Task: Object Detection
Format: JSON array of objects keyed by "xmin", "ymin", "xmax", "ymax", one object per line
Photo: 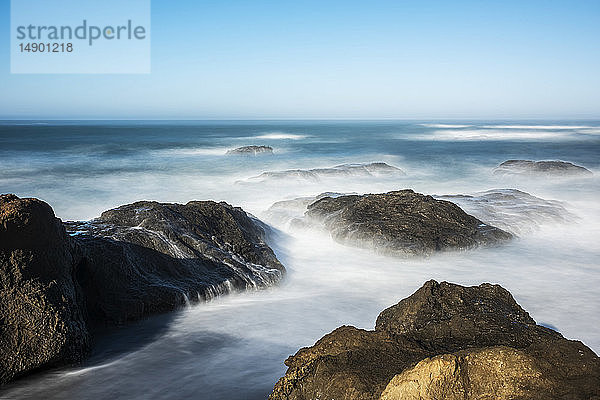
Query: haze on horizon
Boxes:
[{"xmin": 0, "ymin": 0, "xmax": 599, "ymax": 120}]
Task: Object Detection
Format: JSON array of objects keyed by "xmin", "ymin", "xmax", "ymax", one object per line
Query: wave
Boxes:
[
  {"xmin": 153, "ymin": 147, "xmax": 231, "ymax": 156},
  {"xmin": 481, "ymin": 125, "xmax": 594, "ymax": 130},
  {"xmin": 419, "ymin": 124, "xmax": 472, "ymax": 128},
  {"xmin": 412, "ymin": 129, "xmax": 578, "ymax": 141},
  {"xmin": 254, "ymin": 132, "xmax": 308, "ymax": 140}
]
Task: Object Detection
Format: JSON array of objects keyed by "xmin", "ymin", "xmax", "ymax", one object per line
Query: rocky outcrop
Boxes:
[
  {"xmin": 226, "ymin": 145, "xmax": 273, "ymax": 155},
  {"xmin": 0, "ymin": 194, "xmax": 90, "ymax": 385},
  {"xmin": 494, "ymin": 160, "xmax": 592, "ymax": 176},
  {"xmin": 66, "ymin": 200, "xmax": 285, "ymax": 325},
  {"xmin": 270, "ymin": 280, "xmax": 600, "ymax": 400},
  {"xmin": 302, "ymin": 190, "xmax": 512, "ymax": 256},
  {"xmin": 267, "ymin": 189, "xmax": 572, "ymax": 236},
  {"xmin": 1, "ymin": 194, "xmax": 285, "ymax": 384},
  {"xmin": 243, "ymin": 162, "xmax": 405, "ymax": 183},
  {"xmin": 436, "ymin": 189, "xmax": 574, "ymax": 236}
]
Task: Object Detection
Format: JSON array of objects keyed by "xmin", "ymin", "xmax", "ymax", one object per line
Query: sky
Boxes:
[{"xmin": 1, "ymin": 0, "xmax": 599, "ymax": 119}]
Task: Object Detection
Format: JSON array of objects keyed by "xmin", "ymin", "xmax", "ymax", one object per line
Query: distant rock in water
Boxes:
[
  {"xmin": 0, "ymin": 194, "xmax": 285, "ymax": 385},
  {"xmin": 226, "ymin": 145, "xmax": 273, "ymax": 155},
  {"xmin": 270, "ymin": 280, "xmax": 600, "ymax": 400},
  {"xmin": 243, "ymin": 162, "xmax": 405, "ymax": 183},
  {"xmin": 301, "ymin": 189, "xmax": 512, "ymax": 256},
  {"xmin": 436, "ymin": 189, "xmax": 575, "ymax": 236},
  {"xmin": 494, "ymin": 160, "xmax": 592, "ymax": 176},
  {"xmin": 0, "ymin": 194, "xmax": 90, "ymax": 385},
  {"xmin": 66, "ymin": 200, "xmax": 285, "ymax": 325}
]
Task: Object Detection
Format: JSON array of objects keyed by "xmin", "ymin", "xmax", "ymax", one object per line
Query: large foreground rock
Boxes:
[
  {"xmin": 0, "ymin": 195, "xmax": 90, "ymax": 384},
  {"xmin": 494, "ymin": 160, "xmax": 592, "ymax": 176},
  {"xmin": 66, "ymin": 200, "xmax": 285, "ymax": 325},
  {"xmin": 270, "ymin": 280, "xmax": 600, "ymax": 400},
  {"xmin": 1, "ymin": 194, "xmax": 285, "ymax": 384},
  {"xmin": 302, "ymin": 190, "xmax": 512, "ymax": 256}
]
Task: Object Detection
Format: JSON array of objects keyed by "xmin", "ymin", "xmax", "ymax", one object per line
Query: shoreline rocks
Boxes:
[
  {"xmin": 67, "ymin": 200, "xmax": 285, "ymax": 325},
  {"xmin": 226, "ymin": 145, "xmax": 273, "ymax": 155},
  {"xmin": 0, "ymin": 194, "xmax": 285, "ymax": 384},
  {"xmin": 270, "ymin": 280, "xmax": 600, "ymax": 400},
  {"xmin": 302, "ymin": 189, "xmax": 512, "ymax": 256},
  {"xmin": 494, "ymin": 160, "xmax": 593, "ymax": 176}
]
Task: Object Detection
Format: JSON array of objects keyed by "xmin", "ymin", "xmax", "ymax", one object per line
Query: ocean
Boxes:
[{"xmin": 1, "ymin": 120, "xmax": 599, "ymax": 399}]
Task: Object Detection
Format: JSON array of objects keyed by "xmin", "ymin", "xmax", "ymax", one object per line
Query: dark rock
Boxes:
[
  {"xmin": 494, "ymin": 160, "xmax": 593, "ymax": 176},
  {"xmin": 303, "ymin": 189, "xmax": 512, "ymax": 256},
  {"xmin": 0, "ymin": 194, "xmax": 90, "ymax": 385},
  {"xmin": 226, "ymin": 145, "xmax": 273, "ymax": 155},
  {"xmin": 1, "ymin": 194, "xmax": 285, "ymax": 385},
  {"xmin": 66, "ymin": 200, "xmax": 285, "ymax": 325},
  {"xmin": 243, "ymin": 162, "xmax": 405, "ymax": 183},
  {"xmin": 436, "ymin": 189, "xmax": 574, "ymax": 236},
  {"xmin": 375, "ymin": 280, "xmax": 540, "ymax": 352},
  {"xmin": 270, "ymin": 280, "xmax": 600, "ymax": 400}
]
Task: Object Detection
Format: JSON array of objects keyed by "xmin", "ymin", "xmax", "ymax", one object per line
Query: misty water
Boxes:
[{"xmin": 1, "ymin": 121, "xmax": 599, "ymax": 399}]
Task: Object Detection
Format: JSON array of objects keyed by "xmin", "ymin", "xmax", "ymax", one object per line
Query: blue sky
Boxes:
[{"xmin": 1, "ymin": 0, "xmax": 599, "ymax": 119}]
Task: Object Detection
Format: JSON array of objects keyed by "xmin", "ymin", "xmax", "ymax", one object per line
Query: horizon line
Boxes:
[{"xmin": 1, "ymin": 117, "xmax": 600, "ymax": 122}]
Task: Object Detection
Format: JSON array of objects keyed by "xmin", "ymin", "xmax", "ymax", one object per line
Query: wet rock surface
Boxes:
[
  {"xmin": 226, "ymin": 145, "xmax": 273, "ymax": 155},
  {"xmin": 302, "ymin": 189, "xmax": 512, "ymax": 256},
  {"xmin": 270, "ymin": 280, "xmax": 600, "ymax": 400},
  {"xmin": 494, "ymin": 160, "xmax": 593, "ymax": 176},
  {"xmin": 1, "ymin": 194, "xmax": 285, "ymax": 384},
  {"xmin": 0, "ymin": 194, "xmax": 90, "ymax": 385},
  {"xmin": 66, "ymin": 200, "xmax": 285, "ymax": 325},
  {"xmin": 244, "ymin": 162, "xmax": 405, "ymax": 183}
]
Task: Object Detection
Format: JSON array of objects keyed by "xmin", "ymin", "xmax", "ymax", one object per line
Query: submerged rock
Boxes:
[
  {"xmin": 226, "ymin": 145, "xmax": 273, "ymax": 155},
  {"xmin": 264, "ymin": 192, "xmax": 354, "ymax": 228},
  {"xmin": 270, "ymin": 280, "xmax": 600, "ymax": 400},
  {"xmin": 244, "ymin": 162, "xmax": 405, "ymax": 183},
  {"xmin": 302, "ymin": 189, "xmax": 512, "ymax": 256},
  {"xmin": 436, "ymin": 189, "xmax": 575, "ymax": 236},
  {"xmin": 0, "ymin": 194, "xmax": 90, "ymax": 385},
  {"xmin": 66, "ymin": 200, "xmax": 285, "ymax": 325},
  {"xmin": 494, "ymin": 160, "xmax": 592, "ymax": 176}
]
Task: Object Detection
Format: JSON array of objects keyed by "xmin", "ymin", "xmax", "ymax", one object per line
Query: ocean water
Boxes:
[{"xmin": 0, "ymin": 120, "xmax": 599, "ymax": 399}]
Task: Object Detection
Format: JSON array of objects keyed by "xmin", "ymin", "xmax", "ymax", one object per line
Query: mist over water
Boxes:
[{"xmin": 1, "ymin": 121, "xmax": 599, "ymax": 399}]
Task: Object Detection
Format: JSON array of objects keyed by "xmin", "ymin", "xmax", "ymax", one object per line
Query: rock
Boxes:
[
  {"xmin": 1, "ymin": 194, "xmax": 286, "ymax": 385},
  {"xmin": 243, "ymin": 162, "xmax": 405, "ymax": 183},
  {"xmin": 380, "ymin": 347, "xmax": 552, "ymax": 400},
  {"xmin": 66, "ymin": 200, "xmax": 285, "ymax": 325},
  {"xmin": 375, "ymin": 280, "xmax": 538, "ymax": 352},
  {"xmin": 270, "ymin": 280, "xmax": 600, "ymax": 400},
  {"xmin": 0, "ymin": 194, "xmax": 90, "ymax": 385},
  {"xmin": 494, "ymin": 160, "xmax": 592, "ymax": 176},
  {"xmin": 226, "ymin": 145, "xmax": 273, "ymax": 155},
  {"xmin": 303, "ymin": 189, "xmax": 512, "ymax": 256},
  {"xmin": 436, "ymin": 189, "xmax": 575, "ymax": 236}
]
